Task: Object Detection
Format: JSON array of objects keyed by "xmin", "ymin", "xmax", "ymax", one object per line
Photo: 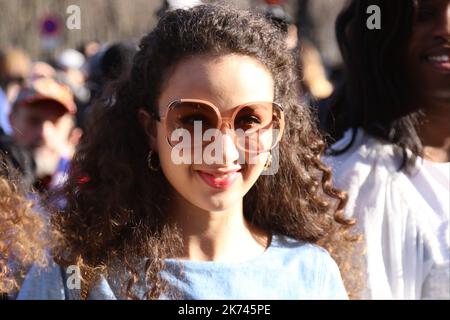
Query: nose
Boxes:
[
  {"xmin": 219, "ymin": 129, "xmax": 240, "ymax": 165},
  {"xmin": 219, "ymin": 120, "xmax": 233, "ymax": 131}
]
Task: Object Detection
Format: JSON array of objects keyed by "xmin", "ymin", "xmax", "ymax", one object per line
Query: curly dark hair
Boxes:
[
  {"xmin": 0, "ymin": 173, "xmax": 48, "ymax": 295},
  {"xmin": 52, "ymin": 4, "xmax": 360, "ymax": 299},
  {"xmin": 325, "ymin": 0, "xmax": 426, "ymax": 170}
]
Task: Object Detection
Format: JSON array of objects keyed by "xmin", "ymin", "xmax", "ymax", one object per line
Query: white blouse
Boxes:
[{"xmin": 324, "ymin": 129, "xmax": 449, "ymax": 299}]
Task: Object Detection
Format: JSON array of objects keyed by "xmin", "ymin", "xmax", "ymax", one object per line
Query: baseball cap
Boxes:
[{"xmin": 14, "ymin": 77, "xmax": 77, "ymax": 114}]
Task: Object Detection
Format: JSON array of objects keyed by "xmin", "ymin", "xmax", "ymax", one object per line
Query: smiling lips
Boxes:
[
  {"xmin": 196, "ymin": 168, "xmax": 241, "ymax": 189},
  {"xmin": 423, "ymin": 49, "xmax": 450, "ymax": 73}
]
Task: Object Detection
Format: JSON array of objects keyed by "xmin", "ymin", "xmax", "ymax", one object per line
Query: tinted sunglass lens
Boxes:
[{"xmin": 167, "ymin": 101, "xmax": 219, "ymax": 147}]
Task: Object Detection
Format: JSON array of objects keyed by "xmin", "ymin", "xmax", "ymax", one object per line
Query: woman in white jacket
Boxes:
[{"xmin": 324, "ymin": 0, "xmax": 449, "ymax": 299}]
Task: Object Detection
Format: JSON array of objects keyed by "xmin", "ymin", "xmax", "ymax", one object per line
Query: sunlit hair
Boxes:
[
  {"xmin": 0, "ymin": 171, "xmax": 47, "ymax": 294},
  {"xmin": 52, "ymin": 4, "xmax": 361, "ymax": 299},
  {"xmin": 325, "ymin": 0, "xmax": 425, "ymax": 171}
]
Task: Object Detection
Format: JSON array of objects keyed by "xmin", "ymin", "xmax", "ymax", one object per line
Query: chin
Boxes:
[{"xmin": 196, "ymin": 191, "xmax": 243, "ymax": 213}]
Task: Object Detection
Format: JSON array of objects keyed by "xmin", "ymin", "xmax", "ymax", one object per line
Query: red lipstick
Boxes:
[{"xmin": 196, "ymin": 169, "xmax": 241, "ymax": 189}]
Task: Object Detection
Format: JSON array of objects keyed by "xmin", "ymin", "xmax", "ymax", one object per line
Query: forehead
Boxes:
[{"xmin": 158, "ymin": 54, "xmax": 275, "ymax": 112}]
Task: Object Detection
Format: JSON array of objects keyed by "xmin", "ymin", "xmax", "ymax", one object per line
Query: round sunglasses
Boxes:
[{"xmin": 152, "ymin": 99, "xmax": 285, "ymax": 154}]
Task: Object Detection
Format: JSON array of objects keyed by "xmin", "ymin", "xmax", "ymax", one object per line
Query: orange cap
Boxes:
[{"xmin": 15, "ymin": 77, "xmax": 77, "ymax": 114}]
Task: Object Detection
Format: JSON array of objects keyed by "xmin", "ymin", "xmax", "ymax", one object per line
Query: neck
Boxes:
[
  {"xmin": 169, "ymin": 192, "xmax": 269, "ymax": 262},
  {"xmin": 417, "ymin": 101, "xmax": 450, "ymax": 163}
]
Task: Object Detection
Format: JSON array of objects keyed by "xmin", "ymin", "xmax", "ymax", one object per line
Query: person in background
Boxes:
[
  {"xmin": 55, "ymin": 49, "xmax": 90, "ymax": 108},
  {"xmin": 156, "ymin": 0, "xmax": 204, "ymax": 18},
  {"xmin": 0, "ymin": 87, "xmax": 12, "ymax": 135},
  {"xmin": 77, "ymin": 40, "xmax": 101, "ymax": 60},
  {"xmin": 80, "ymin": 42, "xmax": 137, "ymax": 132},
  {"xmin": 29, "ymin": 61, "xmax": 57, "ymax": 81},
  {"xmin": 54, "ymin": 49, "xmax": 90, "ymax": 135},
  {"xmin": 263, "ymin": 3, "xmax": 299, "ymax": 51},
  {"xmin": 263, "ymin": 3, "xmax": 333, "ymax": 108},
  {"xmin": 0, "ymin": 173, "xmax": 49, "ymax": 299},
  {"xmin": 299, "ymin": 39, "xmax": 334, "ymax": 104},
  {"xmin": 324, "ymin": 0, "xmax": 449, "ymax": 299},
  {"xmin": 0, "ymin": 48, "xmax": 32, "ymax": 135},
  {"xmin": 9, "ymin": 77, "xmax": 78, "ymax": 191},
  {"xmin": 0, "ymin": 48, "xmax": 31, "ymax": 104},
  {"xmin": 0, "ymin": 132, "xmax": 47, "ymax": 298},
  {"xmin": 0, "ymin": 126, "xmax": 35, "ymax": 190},
  {"xmin": 100, "ymin": 42, "xmax": 137, "ymax": 82}
]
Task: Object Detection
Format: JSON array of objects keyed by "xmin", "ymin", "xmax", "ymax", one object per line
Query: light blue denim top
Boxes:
[{"xmin": 17, "ymin": 235, "xmax": 348, "ymax": 300}]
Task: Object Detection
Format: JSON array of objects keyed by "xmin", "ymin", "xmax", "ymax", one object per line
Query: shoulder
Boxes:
[
  {"xmin": 17, "ymin": 259, "xmax": 66, "ymax": 300},
  {"xmin": 270, "ymin": 235, "xmax": 348, "ymax": 299},
  {"xmin": 323, "ymin": 129, "xmax": 440, "ymax": 225},
  {"xmin": 323, "ymin": 129, "xmax": 411, "ymax": 216},
  {"xmin": 324, "ymin": 128, "xmax": 402, "ymax": 174},
  {"xmin": 270, "ymin": 235, "xmax": 331, "ymax": 262}
]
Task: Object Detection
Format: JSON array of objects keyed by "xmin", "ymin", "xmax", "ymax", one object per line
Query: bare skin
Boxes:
[{"xmin": 169, "ymin": 191, "xmax": 269, "ymax": 262}]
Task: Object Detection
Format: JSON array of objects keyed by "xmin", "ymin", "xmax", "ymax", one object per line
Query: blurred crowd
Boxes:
[{"xmin": 0, "ymin": 40, "xmax": 138, "ymax": 192}]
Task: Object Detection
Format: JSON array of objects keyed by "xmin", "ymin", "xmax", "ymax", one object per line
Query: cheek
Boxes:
[
  {"xmin": 43, "ymin": 123, "xmax": 59, "ymax": 140},
  {"xmin": 241, "ymin": 152, "xmax": 269, "ymax": 184},
  {"xmin": 406, "ymin": 29, "xmax": 425, "ymax": 69},
  {"xmin": 51, "ymin": 123, "xmax": 64, "ymax": 137},
  {"xmin": 156, "ymin": 126, "xmax": 176, "ymax": 171},
  {"xmin": 154, "ymin": 124, "xmax": 167, "ymax": 151},
  {"xmin": 157, "ymin": 126, "xmax": 192, "ymax": 185},
  {"xmin": 159, "ymin": 143, "xmax": 177, "ymax": 172}
]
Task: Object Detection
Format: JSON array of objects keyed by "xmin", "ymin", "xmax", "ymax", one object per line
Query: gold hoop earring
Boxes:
[
  {"xmin": 147, "ymin": 150, "xmax": 160, "ymax": 171},
  {"xmin": 263, "ymin": 153, "xmax": 272, "ymax": 170}
]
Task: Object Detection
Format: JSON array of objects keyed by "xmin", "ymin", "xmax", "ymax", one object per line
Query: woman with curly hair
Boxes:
[
  {"xmin": 0, "ymin": 128, "xmax": 47, "ymax": 298},
  {"xmin": 324, "ymin": 0, "xmax": 449, "ymax": 299},
  {"xmin": 0, "ymin": 174, "xmax": 47, "ymax": 297},
  {"xmin": 18, "ymin": 4, "xmax": 358, "ymax": 300}
]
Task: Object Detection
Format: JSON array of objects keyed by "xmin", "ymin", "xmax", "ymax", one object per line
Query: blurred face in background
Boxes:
[
  {"xmin": 0, "ymin": 48, "xmax": 31, "ymax": 103},
  {"xmin": 407, "ymin": 0, "xmax": 450, "ymax": 106},
  {"xmin": 9, "ymin": 101, "xmax": 75, "ymax": 177}
]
